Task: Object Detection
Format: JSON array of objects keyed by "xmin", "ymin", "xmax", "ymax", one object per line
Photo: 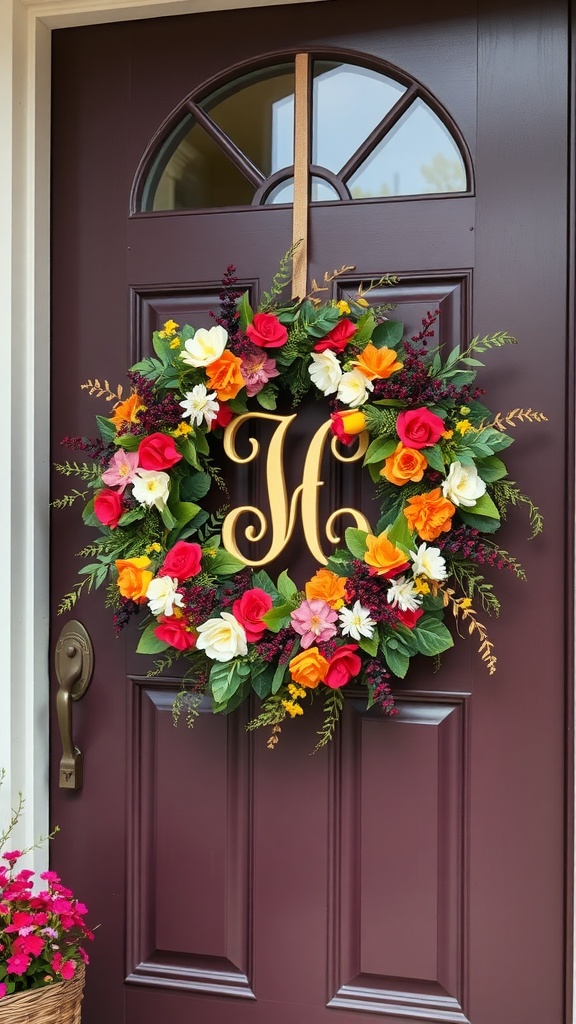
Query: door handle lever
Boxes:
[{"xmin": 55, "ymin": 620, "xmax": 94, "ymax": 790}]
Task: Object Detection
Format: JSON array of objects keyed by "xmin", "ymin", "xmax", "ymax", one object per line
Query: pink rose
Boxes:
[
  {"xmin": 314, "ymin": 318, "xmax": 357, "ymax": 353},
  {"xmin": 159, "ymin": 541, "xmax": 202, "ymax": 581},
  {"xmin": 232, "ymin": 588, "xmax": 273, "ymax": 642},
  {"xmin": 138, "ymin": 432, "xmax": 183, "ymax": 471},
  {"xmin": 155, "ymin": 617, "xmax": 197, "ymax": 651},
  {"xmin": 0, "ymin": 982, "xmax": 7, "ymax": 998},
  {"xmin": 395, "ymin": 607, "xmax": 424, "ymax": 629},
  {"xmin": 94, "ymin": 489, "xmax": 124, "ymax": 528},
  {"xmin": 325, "ymin": 644, "xmax": 362, "ymax": 688},
  {"xmin": 246, "ymin": 313, "xmax": 288, "ymax": 348},
  {"xmin": 396, "ymin": 408, "xmax": 445, "ymax": 449}
]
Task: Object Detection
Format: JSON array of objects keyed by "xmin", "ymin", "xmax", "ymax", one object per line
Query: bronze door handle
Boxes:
[{"xmin": 54, "ymin": 620, "xmax": 94, "ymax": 790}]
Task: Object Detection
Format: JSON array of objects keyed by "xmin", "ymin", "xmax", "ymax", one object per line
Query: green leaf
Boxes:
[
  {"xmin": 271, "ymin": 660, "xmax": 288, "ymax": 694},
  {"xmin": 364, "ymin": 436, "xmax": 397, "ymax": 466},
  {"xmin": 252, "ymin": 665, "xmax": 275, "ymax": 699},
  {"xmin": 469, "ymin": 492, "xmax": 501, "ymax": 519},
  {"xmin": 325, "ymin": 549, "xmax": 354, "ymax": 575},
  {"xmin": 152, "ymin": 331, "xmax": 172, "ymax": 366},
  {"xmin": 167, "ymin": 500, "xmax": 201, "ymax": 530},
  {"xmin": 136, "ymin": 622, "xmax": 169, "ymax": 655},
  {"xmin": 277, "ymin": 570, "xmax": 297, "ymax": 600},
  {"xmin": 386, "ymin": 510, "xmax": 414, "ymax": 552},
  {"xmin": 345, "ymin": 527, "xmax": 368, "ymax": 558},
  {"xmin": 209, "ymin": 548, "xmax": 246, "ymax": 576},
  {"xmin": 359, "ymin": 633, "xmax": 379, "ymax": 657},
  {"xmin": 212, "ymin": 677, "xmax": 251, "ymax": 715},
  {"xmin": 476, "ymin": 455, "xmax": 508, "ymax": 483},
  {"xmin": 371, "ymin": 319, "xmax": 405, "ymax": 349},
  {"xmin": 251, "ymin": 570, "xmax": 280, "ymax": 599},
  {"xmin": 412, "ymin": 616, "xmax": 454, "ymax": 657},
  {"xmin": 118, "ymin": 507, "xmax": 146, "ymax": 527},
  {"xmin": 180, "ymin": 472, "xmax": 211, "ymax": 502},
  {"xmin": 262, "ymin": 602, "xmax": 293, "ymax": 633},
  {"xmin": 480, "ymin": 428, "xmax": 514, "ymax": 453},
  {"xmin": 179, "ymin": 438, "xmax": 200, "ymax": 469},
  {"xmin": 194, "ymin": 429, "xmax": 210, "ymax": 456},
  {"xmin": 114, "ymin": 433, "xmax": 140, "ymax": 451},
  {"xmin": 353, "ymin": 311, "xmax": 376, "ymax": 345},
  {"xmin": 237, "ymin": 290, "xmax": 254, "ymax": 332},
  {"xmin": 96, "ymin": 414, "xmax": 117, "ymax": 443},
  {"xmin": 383, "ymin": 644, "xmax": 410, "ymax": 678},
  {"xmin": 256, "ymin": 384, "xmax": 278, "ymax": 410},
  {"xmin": 425, "ymin": 444, "xmax": 445, "ymax": 473},
  {"xmin": 160, "ymin": 504, "xmax": 176, "ymax": 530},
  {"xmin": 209, "ymin": 661, "xmax": 244, "ymax": 705}
]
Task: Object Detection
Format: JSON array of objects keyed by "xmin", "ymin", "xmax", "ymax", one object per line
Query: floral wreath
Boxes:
[{"xmin": 56, "ymin": 249, "xmax": 546, "ymax": 749}]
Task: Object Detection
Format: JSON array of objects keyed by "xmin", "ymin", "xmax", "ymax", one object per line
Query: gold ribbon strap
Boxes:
[{"xmin": 292, "ymin": 53, "xmax": 310, "ymax": 300}]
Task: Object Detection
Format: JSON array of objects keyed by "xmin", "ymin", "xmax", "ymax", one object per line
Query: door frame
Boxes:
[{"xmin": 2, "ymin": 0, "xmax": 574, "ymax": 1019}]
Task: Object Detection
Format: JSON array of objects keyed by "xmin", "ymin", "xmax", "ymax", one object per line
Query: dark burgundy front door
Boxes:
[{"xmin": 50, "ymin": 3, "xmax": 571, "ymax": 1023}]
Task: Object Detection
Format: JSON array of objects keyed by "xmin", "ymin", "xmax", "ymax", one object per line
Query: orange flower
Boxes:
[
  {"xmin": 353, "ymin": 344, "xmax": 402, "ymax": 381},
  {"xmin": 115, "ymin": 556, "xmax": 153, "ymax": 604},
  {"xmin": 364, "ymin": 531, "xmax": 410, "ymax": 577},
  {"xmin": 403, "ymin": 487, "xmax": 456, "ymax": 541},
  {"xmin": 110, "ymin": 392, "xmax": 146, "ymax": 429},
  {"xmin": 288, "ymin": 647, "xmax": 329, "ymax": 689},
  {"xmin": 381, "ymin": 443, "xmax": 428, "ymax": 486},
  {"xmin": 206, "ymin": 351, "xmax": 245, "ymax": 401},
  {"xmin": 305, "ymin": 568, "xmax": 348, "ymax": 609}
]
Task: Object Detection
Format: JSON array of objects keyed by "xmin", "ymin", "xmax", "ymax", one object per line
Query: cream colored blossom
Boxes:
[
  {"xmin": 442, "ymin": 460, "xmax": 486, "ymax": 508},
  {"xmin": 146, "ymin": 576, "xmax": 184, "ymax": 617},
  {"xmin": 308, "ymin": 350, "xmax": 343, "ymax": 395},
  {"xmin": 196, "ymin": 612, "xmax": 248, "ymax": 662},
  {"xmin": 180, "ymin": 325, "xmax": 228, "ymax": 368},
  {"xmin": 132, "ymin": 469, "xmax": 170, "ymax": 510},
  {"xmin": 337, "ymin": 369, "xmax": 374, "ymax": 407}
]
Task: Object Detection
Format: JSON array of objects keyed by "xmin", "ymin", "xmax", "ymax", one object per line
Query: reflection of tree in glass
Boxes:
[
  {"xmin": 350, "ymin": 182, "xmax": 392, "ymax": 199},
  {"xmin": 420, "ymin": 152, "xmax": 466, "ymax": 193}
]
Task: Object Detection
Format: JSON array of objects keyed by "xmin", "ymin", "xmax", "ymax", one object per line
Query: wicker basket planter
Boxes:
[{"xmin": 0, "ymin": 964, "xmax": 85, "ymax": 1024}]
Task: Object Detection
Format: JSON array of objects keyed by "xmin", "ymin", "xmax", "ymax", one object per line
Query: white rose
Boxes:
[
  {"xmin": 442, "ymin": 460, "xmax": 486, "ymax": 507},
  {"xmin": 410, "ymin": 543, "xmax": 448, "ymax": 581},
  {"xmin": 132, "ymin": 469, "xmax": 170, "ymax": 510},
  {"xmin": 146, "ymin": 576, "xmax": 184, "ymax": 617},
  {"xmin": 180, "ymin": 325, "xmax": 228, "ymax": 368},
  {"xmin": 337, "ymin": 369, "xmax": 374, "ymax": 408},
  {"xmin": 308, "ymin": 351, "xmax": 343, "ymax": 395},
  {"xmin": 196, "ymin": 612, "xmax": 248, "ymax": 662}
]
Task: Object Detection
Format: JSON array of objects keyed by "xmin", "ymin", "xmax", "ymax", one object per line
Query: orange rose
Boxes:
[
  {"xmin": 403, "ymin": 487, "xmax": 456, "ymax": 541},
  {"xmin": 206, "ymin": 351, "xmax": 245, "ymax": 401},
  {"xmin": 305, "ymin": 568, "xmax": 348, "ymax": 609},
  {"xmin": 115, "ymin": 555, "xmax": 153, "ymax": 604},
  {"xmin": 288, "ymin": 647, "xmax": 329, "ymax": 689},
  {"xmin": 364, "ymin": 531, "xmax": 410, "ymax": 577},
  {"xmin": 110, "ymin": 392, "xmax": 146, "ymax": 428},
  {"xmin": 381, "ymin": 443, "xmax": 428, "ymax": 486},
  {"xmin": 353, "ymin": 344, "xmax": 402, "ymax": 380}
]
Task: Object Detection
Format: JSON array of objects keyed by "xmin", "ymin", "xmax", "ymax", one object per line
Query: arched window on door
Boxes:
[{"xmin": 136, "ymin": 56, "xmax": 472, "ymax": 213}]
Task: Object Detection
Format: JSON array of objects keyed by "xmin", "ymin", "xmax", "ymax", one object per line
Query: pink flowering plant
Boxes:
[
  {"xmin": 0, "ymin": 772, "xmax": 93, "ymax": 998},
  {"xmin": 55, "ymin": 248, "xmax": 546, "ymax": 748}
]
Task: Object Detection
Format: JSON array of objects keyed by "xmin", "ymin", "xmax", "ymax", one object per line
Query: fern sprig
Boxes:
[
  {"xmin": 259, "ymin": 241, "xmax": 302, "ymax": 310},
  {"xmin": 312, "ymin": 688, "xmax": 344, "ymax": 753},
  {"xmin": 447, "ymin": 559, "xmax": 501, "ymax": 616},
  {"xmin": 488, "ymin": 408, "xmax": 548, "ymax": 431},
  {"xmin": 491, "ymin": 480, "xmax": 544, "ymax": 538},
  {"xmin": 51, "ymin": 489, "xmax": 90, "ymax": 509},
  {"xmin": 81, "ymin": 379, "xmax": 124, "ymax": 402},
  {"xmin": 440, "ymin": 586, "xmax": 497, "ymax": 675},
  {"xmin": 54, "ymin": 460, "xmax": 102, "ymax": 481}
]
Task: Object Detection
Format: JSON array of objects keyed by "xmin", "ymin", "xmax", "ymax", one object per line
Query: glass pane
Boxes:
[
  {"xmin": 148, "ymin": 121, "xmax": 256, "ymax": 211},
  {"xmin": 348, "ymin": 98, "xmax": 467, "ymax": 198},
  {"xmin": 265, "ymin": 179, "xmax": 294, "ymax": 205},
  {"xmin": 202, "ymin": 65, "xmax": 295, "ymax": 176},
  {"xmin": 311, "ymin": 176, "xmax": 341, "ymax": 201},
  {"xmin": 312, "ymin": 62, "xmax": 405, "ymax": 173}
]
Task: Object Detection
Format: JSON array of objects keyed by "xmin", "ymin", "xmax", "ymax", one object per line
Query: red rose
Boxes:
[
  {"xmin": 396, "ymin": 408, "xmax": 445, "ymax": 449},
  {"xmin": 210, "ymin": 402, "xmax": 234, "ymax": 431},
  {"xmin": 154, "ymin": 616, "xmax": 196, "ymax": 651},
  {"xmin": 94, "ymin": 489, "xmax": 124, "ymax": 528},
  {"xmin": 395, "ymin": 607, "xmax": 424, "ymax": 629},
  {"xmin": 138, "ymin": 432, "xmax": 183, "ymax": 470},
  {"xmin": 232, "ymin": 587, "xmax": 273, "ymax": 642},
  {"xmin": 325, "ymin": 643, "xmax": 362, "ymax": 688},
  {"xmin": 159, "ymin": 541, "xmax": 202, "ymax": 581},
  {"xmin": 246, "ymin": 313, "xmax": 288, "ymax": 349},
  {"xmin": 314, "ymin": 318, "xmax": 357, "ymax": 353}
]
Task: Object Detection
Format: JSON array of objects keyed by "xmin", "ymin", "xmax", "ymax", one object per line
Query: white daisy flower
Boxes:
[
  {"xmin": 180, "ymin": 384, "xmax": 219, "ymax": 427},
  {"xmin": 410, "ymin": 543, "xmax": 448, "ymax": 581},
  {"xmin": 386, "ymin": 576, "xmax": 422, "ymax": 613},
  {"xmin": 146, "ymin": 575, "xmax": 184, "ymax": 617},
  {"xmin": 339, "ymin": 600, "xmax": 376, "ymax": 641}
]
